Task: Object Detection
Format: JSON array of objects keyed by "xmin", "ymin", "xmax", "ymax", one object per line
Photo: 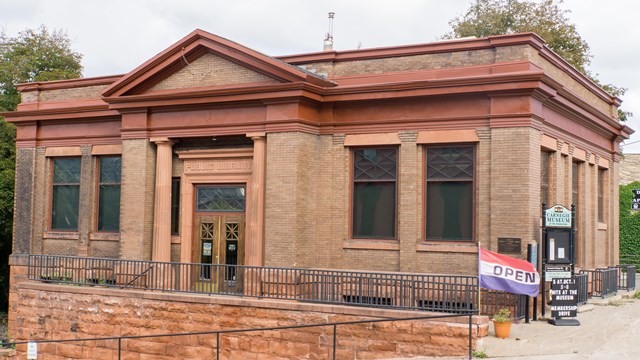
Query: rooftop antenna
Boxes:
[{"xmin": 323, "ymin": 12, "xmax": 335, "ymax": 51}]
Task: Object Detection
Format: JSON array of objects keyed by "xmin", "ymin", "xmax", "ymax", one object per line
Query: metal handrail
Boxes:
[{"xmin": 28, "ymin": 254, "xmax": 479, "ymax": 314}]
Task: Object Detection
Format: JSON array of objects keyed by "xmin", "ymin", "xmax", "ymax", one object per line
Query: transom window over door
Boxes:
[
  {"xmin": 51, "ymin": 157, "xmax": 81, "ymax": 231},
  {"xmin": 426, "ymin": 146, "xmax": 474, "ymax": 241},
  {"xmin": 196, "ymin": 185, "xmax": 246, "ymax": 212},
  {"xmin": 352, "ymin": 148, "xmax": 397, "ymax": 239}
]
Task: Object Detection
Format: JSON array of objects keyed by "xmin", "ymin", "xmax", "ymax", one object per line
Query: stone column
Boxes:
[
  {"xmin": 151, "ymin": 138, "xmax": 174, "ymax": 263},
  {"xmin": 246, "ymin": 133, "xmax": 266, "ymax": 267}
]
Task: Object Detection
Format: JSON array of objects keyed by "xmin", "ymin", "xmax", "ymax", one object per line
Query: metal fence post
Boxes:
[
  {"xmin": 216, "ymin": 332, "xmax": 220, "ymax": 360},
  {"xmin": 332, "ymin": 324, "xmax": 337, "ymax": 360},
  {"xmin": 468, "ymin": 313, "xmax": 472, "ymax": 360},
  {"xmin": 117, "ymin": 338, "xmax": 121, "ymax": 360}
]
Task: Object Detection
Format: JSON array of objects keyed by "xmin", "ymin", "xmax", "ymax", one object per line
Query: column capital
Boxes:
[
  {"xmin": 150, "ymin": 137, "xmax": 176, "ymax": 146},
  {"xmin": 246, "ymin": 132, "xmax": 266, "ymax": 140}
]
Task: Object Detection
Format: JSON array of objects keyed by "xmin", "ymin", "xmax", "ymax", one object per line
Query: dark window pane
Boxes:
[
  {"xmin": 52, "ymin": 185, "xmax": 80, "ymax": 230},
  {"xmin": 427, "ymin": 147, "xmax": 473, "ymax": 180},
  {"xmin": 53, "ymin": 158, "xmax": 81, "ymax": 183},
  {"xmin": 426, "ymin": 182, "xmax": 472, "ymax": 241},
  {"xmin": 354, "ymin": 148, "xmax": 397, "ymax": 180},
  {"xmin": 353, "ymin": 182, "xmax": 396, "ymax": 238},
  {"xmin": 171, "ymin": 178, "xmax": 180, "ymax": 234},
  {"xmin": 541, "ymin": 152, "xmax": 549, "ymax": 206},
  {"xmin": 598, "ymin": 169, "xmax": 605, "ymax": 222},
  {"xmin": 98, "ymin": 185, "xmax": 120, "ymax": 231},
  {"xmin": 99, "ymin": 156, "xmax": 121, "ymax": 183},
  {"xmin": 197, "ymin": 186, "xmax": 246, "ymax": 212},
  {"xmin": 97, "ymin": 156, "xmax": 121, "ymax": 232},
  {"xmin": 572, "ymin": 162, "xmax": 579, "ymax": 208}
]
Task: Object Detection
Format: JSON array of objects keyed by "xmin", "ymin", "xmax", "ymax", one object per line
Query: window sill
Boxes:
[
  {"xmin": 43, "ymin": 231, "xmax": 80, "ymax": 240},
  {"xmin": 416, "ymin": 241, "xmax": 477, "ymax": 253},
  {"xmin": 89, "ymin": 232, "xmax": 120, "ymax": 241},
  {"xmin": 171, "ymin": 235, "xmax": 181, "ymax": 244},
  {"xmin": 343, "ymin": 239, "xmax": 400, "ymax": 251},
  {"xmin": 597, "ymin": 223, "xmax": 607, "ymax": 231}
]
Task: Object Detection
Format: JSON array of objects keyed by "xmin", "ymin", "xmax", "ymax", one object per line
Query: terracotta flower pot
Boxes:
[{"xmin": 493, "ymin": 320, "xmax": 512, "ymax": 339}]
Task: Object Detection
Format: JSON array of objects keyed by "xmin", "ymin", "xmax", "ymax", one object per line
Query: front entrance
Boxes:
[{"xmin": 194, "ymin": 185, "xmax": 246, "ymax": 292}]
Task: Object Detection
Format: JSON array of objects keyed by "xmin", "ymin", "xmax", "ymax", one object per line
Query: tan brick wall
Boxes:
[
  {"xmin": 8, "ymin": 280, "xmax": 483, "ymax": 359},
  {"xmin": 620, "ymin": 154, "xmax": 640, "ymax": 185},
  {"xmin": 398, "ymin": 131, "xmax": 420, "ymax": 273},
  {"xmin": 530, "ymin": 54, "xmax": 613, "ymax": 117},
  {"xmin": 487, "ymin": 127, "xmax": 542, "ymax": 255},
  {"xmin": 35, "ymin": 85, "xmax": 107, "ymax": 103},
  {"xmin": 149, "ymin": 52, "xmax": 279, "ymax": 92},
  {"xmin": 120, "ymin": 139, "xmax": 156, "ymax": 260},
  {"xmin": 298, "ymin": 45, "xmax": 530, "ymax": 78},
  {"xmin": 264, "ymin": 132, "xmax": 321, "ymax": 267}
]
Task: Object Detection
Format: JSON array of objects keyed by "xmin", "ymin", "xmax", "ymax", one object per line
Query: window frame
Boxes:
[
  {"xmin": 540, "ymin": 151, "xmax": 551, "ymax": 207},
  {"xmin": 95, "ymin": 155, "xmax": 122, "ymax": 233},
  {"xmin": 350, "ymin": 146, "xmax": 398, "ymax": 240},
  {"xmin": 171, "ymin": 177, "xmax": 181, "ymax": 235},
  {"xmin": 49, "ymin": 157, "xmax": 82, "ymax": 232},
  {"xmin": 423, "ymin": 145, "xmax": 475, "ymax": 242},
  {"xmin": 598, "ymin": 167, "xmax": 606, "ymax": 223}
]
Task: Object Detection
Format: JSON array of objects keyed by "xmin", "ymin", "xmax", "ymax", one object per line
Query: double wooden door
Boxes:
[{"xmin": 195, "ymin": 214, "xmax": 245, "ymax": 290}]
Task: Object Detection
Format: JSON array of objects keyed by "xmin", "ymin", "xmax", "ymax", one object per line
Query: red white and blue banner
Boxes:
[{"xmin": 479, "ymin": 248, "xmax": 540, "ymax": 297}]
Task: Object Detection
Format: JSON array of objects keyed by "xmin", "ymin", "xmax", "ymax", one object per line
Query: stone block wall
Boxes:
[{"xmin": 7, "ymin": 264, "xmax": 487, "ymax": 360}]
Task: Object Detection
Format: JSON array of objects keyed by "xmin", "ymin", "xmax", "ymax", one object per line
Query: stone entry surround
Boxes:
[{"xmin": 7, "ymin": 257, "xmax": 487, "ymax": 359}]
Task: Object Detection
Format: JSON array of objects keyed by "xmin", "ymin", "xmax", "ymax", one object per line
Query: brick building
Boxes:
[{"xmin": 1, "ymin": 29, "xmax": 633, "ymax": 357}]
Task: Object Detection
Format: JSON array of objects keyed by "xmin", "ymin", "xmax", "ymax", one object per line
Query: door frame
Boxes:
[{"xmin": 177, "ymin": 148, "xmax": 254, "ymax": 265}]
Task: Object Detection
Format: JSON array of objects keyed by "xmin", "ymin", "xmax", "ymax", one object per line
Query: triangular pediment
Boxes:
[
  {"xmin": 147, "ymin": 52, "xmax": 279, "ymax": 92},
  {"xmin": 102, "ymin": 29, "xmax": 334, "ymax": 97}
]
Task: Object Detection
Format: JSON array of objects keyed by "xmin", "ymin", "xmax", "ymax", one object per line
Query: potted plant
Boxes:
[{"xmin": 492, "ymin": 308, "xmax": 512, "ymax": 339}]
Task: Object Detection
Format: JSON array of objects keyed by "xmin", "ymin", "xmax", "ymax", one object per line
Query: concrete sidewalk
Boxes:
[
  {"xmin": 477, "ymin": 293, "xmax": 640, "ymax": 359},
  {"xmin": 389, "ymin": 292, "xmax": 640, "ymax": 360}
]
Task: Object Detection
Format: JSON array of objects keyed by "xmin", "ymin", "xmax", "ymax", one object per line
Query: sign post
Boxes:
[{"xmin": 541, "ymin": 203, "xmax": 578, "ymax": 325}]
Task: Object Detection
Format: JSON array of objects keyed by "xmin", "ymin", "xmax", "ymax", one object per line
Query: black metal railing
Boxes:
[
  {"xmin": 579, "ymin": 268, "xmax": 618, "ymax": 297},
  {"xmin": 28, "ymin": 254, "xmax": 479, "ymax": 314},
  {"xmin": 3, "ymin": 312, "xmax": 476, "ymax": 360},
  {"xmin": 479, "ymin": 289, "xmax": 528, "ymax": 320},
  {"xmin": 613, "ymin": 265, "xmax": 636, "ymax": 291},
  {"xmin": 574, "ymin": 273, "xmax": 589, "ymax": 305}
]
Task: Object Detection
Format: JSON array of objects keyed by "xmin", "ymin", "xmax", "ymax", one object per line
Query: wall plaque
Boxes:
[{"xmin": 497, "ymin": 237, "xmax": 521, "ymax": 254}]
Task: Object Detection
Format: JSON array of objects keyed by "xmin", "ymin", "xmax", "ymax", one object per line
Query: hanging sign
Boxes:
[
  {"xmin": 632, "ymin": 190, "xmax": 640, "ymax": 211},
  {"xmin": 545, "ymin": 205, "xmax": 571, "ymax": 228}
]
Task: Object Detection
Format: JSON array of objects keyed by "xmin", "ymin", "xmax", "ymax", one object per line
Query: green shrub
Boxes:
[
  {"xmin": 620, "ymin": 182, "xmax": 640, "ymax": 267},
  {"xmin": 473, "ymin": 350, "xmax": 488, "ymax": 358}
]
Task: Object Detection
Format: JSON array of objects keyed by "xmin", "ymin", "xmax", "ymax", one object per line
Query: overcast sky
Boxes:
[{"xmin": 3, "ymin": 0, "xmax": 640, "ymax": 152}]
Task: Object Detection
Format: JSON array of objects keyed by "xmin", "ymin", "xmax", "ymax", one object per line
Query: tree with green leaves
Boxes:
[
  {"xmin": 0, "ymin": 26, "xmax": 83, "ymax": 312},
  {"xmin": 443, "ymin": 0, "xmax": 630, "ymax": 121}
]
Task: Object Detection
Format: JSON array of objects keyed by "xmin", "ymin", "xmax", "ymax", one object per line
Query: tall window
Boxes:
[
  {"xmin": 51, "ymin": 158, "xmax": 81, "ymax": 231},
  {"xmin": 598, "ymin": 168, "xmax": 606, "ymax": 222},
  {"xmin": 97, "ymin": 156, "xmax": 121, "ymax": 232},
  {"xmin": 426, "ymin": 146, "xmax": 474, "ymax": 241},
  {"xmin": 572, "ymin": 162, "xmax": 580, "ymax": 265},
  {"xmin": 572, "ymin": 162, "xmax": 579, "ymax": 209},
  {"xmin": 171, "ymin": 177, "xmax": 180, "ymax": 235},
  {"xmin": 540, "ymin": 151, "xmax": 551, "ymax": 206},
  {"xmin": 352, "ymin": 148, "xmax": 397, "ymax": 239}
]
